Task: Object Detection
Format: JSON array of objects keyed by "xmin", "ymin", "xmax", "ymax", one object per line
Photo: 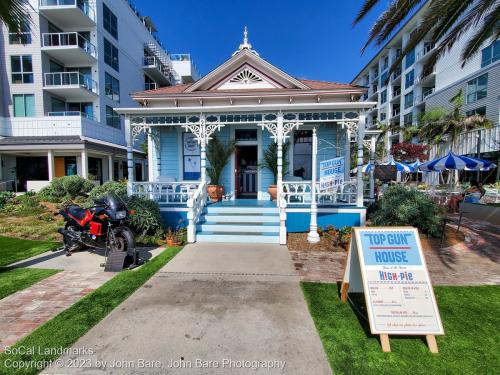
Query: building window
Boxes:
[
  {"xmin": 404, "ymin": 91, "xmax": 414, "ymax": 109},
  {"xmin": 380, "ymin": 90, "xmax": 387, "ymax": 104},
  {"xmin": 405, "ymin": 49, "xmax": 415, "ymax": 68},
  {"xmin": 11, "ymin": 55, "xmax": 33, "ymax": 83},
  {"xmin": 293, "ymin": 130, "xmax": 312, "ymax": 180},
  {"xmin": 466, "ymin": 106, "xmax": 486, "ymax": 117},
  {"xmin": 13, "ymin": 94, "xmax": 35, "ymax": 117},
  {"xmin": 380, "ymin": 113, "xmax": 387, "ymax": 121},
  {"xmin": 104, "ymin": 38, "xmax": 119, "ymax": 71},
  {"xmin": 9, "ymin": 21, "xmax": 31, "ymax": 44},
  {"xmin": 380, "ymin": 71, "xmax": 388, "ymax": 87},
  {"xmin": 144, "ymin": 75, "xmax": 156, "ymax": 90},
  {"xmin": 105, "ymin": 105, "xmax": 120, "ymax": 128},
  {"xmin": 466, "ymin": 74, "xmax": 488, "ymax": 104},
  {"xmin": 103, "ymin": 3, "xmax": 118, "ymax": 39},
  {"xmin": 383, "ymin": 56, "xmax": 389, "ymax": 70},
  {"xmin": 105, "ymin": 72, "xmax": 120, "ymax": 102},
  {"xmin": 481, "ymin": 40, "xmax": 500, "ymax": 68},
  {"xmin": 405, "ymin": 70, "xmax": 414, "ymax": 88},
  {"xmin": 404, "ymin": 112, "xmax": 413, "ymax": 125}
]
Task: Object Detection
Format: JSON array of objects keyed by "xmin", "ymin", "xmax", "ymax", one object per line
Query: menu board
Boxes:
[{"xmin": 343, "ymin": 227, "xmax": 444, "ymax": 336}]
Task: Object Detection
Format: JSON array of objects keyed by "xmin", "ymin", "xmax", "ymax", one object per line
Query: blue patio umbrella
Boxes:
[
  {"xmin": 409, "ymin": 159, "xmax": 424, "ymax": 172},
  {"xmin": 383, "ymin": 159, "xmax": 413, "ymax": 173},
  {"xmin": 419, "ymin": 151, "xmax": 497, "ymax": 172},
  {"xmin": 351, "ymin": 163, "xmax": 375, "ymax": 174}
]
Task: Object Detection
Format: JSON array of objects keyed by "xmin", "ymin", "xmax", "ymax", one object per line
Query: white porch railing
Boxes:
[
  {"xmin": 130, "ymin": 182, "xmax": 199, "ymax": 204},
  {"xmin": 187, "ymin": 181, "xmax": 207, "ymax": 243},
  {"xmin": 281, "ymin": 181, "xmax": 357, "ymax": 205}
]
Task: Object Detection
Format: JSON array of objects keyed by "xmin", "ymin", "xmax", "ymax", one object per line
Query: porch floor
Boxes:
[{"xmin": 207, "ymin": 199, "xmax": 276, "ymax": 208}]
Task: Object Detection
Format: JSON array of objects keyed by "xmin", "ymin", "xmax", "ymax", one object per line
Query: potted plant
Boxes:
[
  {"xmin": 166, "ymin": 228, "xmax": 183, "ymax": 247},
  {"xmin": 206, "ymin": 135, "xmax": 236, "ymax": 202},
  {"xmin": 260, "ymin": 141, "xmax": 290, "ymax": 201}
]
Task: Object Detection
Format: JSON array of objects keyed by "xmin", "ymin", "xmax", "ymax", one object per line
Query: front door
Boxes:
[{"xmin": 235, "ymin": 145, "xmax": 258, "ymax": 199}]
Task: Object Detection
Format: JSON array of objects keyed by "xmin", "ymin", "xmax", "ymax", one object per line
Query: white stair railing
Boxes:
[
  {"xmin": 187, "ymin": 181, "xmax": 206, "ymax": 243},
  {"xmin": 278, "ymin": 187, "xmax": 287, "ymax": 245}
]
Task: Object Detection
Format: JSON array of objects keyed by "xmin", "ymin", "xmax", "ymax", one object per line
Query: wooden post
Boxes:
[
  {"xmin": 380, "ymin": 334, "xmax": 391, "ymax": 352},
  {"xmin": 426, "ymin": 335, "xmax": 439, "ymax": 353}
]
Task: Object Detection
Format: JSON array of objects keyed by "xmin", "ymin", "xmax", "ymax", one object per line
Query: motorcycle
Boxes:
[{"xmin": 57, "ymin": 192, "xmax": 139, "ymax": 269}]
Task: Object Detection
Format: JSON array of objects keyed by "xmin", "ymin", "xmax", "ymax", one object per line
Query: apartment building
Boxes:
[
  {"xmin": 0, "ymin": 0, "xmax": 199, "ymax": 191},
  {"xmin": 351, "ymin": 2, "xmax": 499, "ymax": 168}
]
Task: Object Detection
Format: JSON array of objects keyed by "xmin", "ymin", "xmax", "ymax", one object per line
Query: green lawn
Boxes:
[
  {"xmin": 0, "ymin": 236, "xmax": 60, "ymax": 267},
  {"xmin": 0, "ymin": 246, "xmax": 182, "ymax": 375},
  {"xmin": 0, "ymin": 268, "xmax": 60, "ymax": 300},
  {"xmin": 302, "ymin": 283, "xmax": 500, "ymax": 375}
]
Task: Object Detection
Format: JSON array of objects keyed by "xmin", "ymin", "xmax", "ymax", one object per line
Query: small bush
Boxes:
[
  {"xmin": 88, "ymin": 181, "xmax": 127, "ymax": 201},
  {"xmin": 369, "ymin": 185, "xmax": 444, "ymax": 237},
  {"xmin": 2, "ymin": 193, "xmax": 44, "ymax": 216},
  {"xmin": 0, "ymin": 191, "xmax": 15, "ymax": 209},
  {"xmin": 39, "ymin": 176, "xmax": 94, "ymax": 201},
  {"xmin": 126, "ymin": 196, "xmax": 162, "ymax": 236}
]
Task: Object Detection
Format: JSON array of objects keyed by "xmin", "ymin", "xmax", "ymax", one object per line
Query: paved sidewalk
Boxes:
[
  {"xmin": 44, "ymin": 243, "xmax": 332, "ymax": 375},
  {"xmin": 0, "ymin": 271, "xmax": 113, "ymax": 351}
]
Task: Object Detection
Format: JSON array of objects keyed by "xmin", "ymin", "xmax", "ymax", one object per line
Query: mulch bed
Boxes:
[{"xmin": 287, "ymin": 232, "xmax": 346, "ymax": 252}]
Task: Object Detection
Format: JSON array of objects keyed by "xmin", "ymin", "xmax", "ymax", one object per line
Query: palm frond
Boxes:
[
  {"xmin": 206, "ymin": 136, "xmax": 236, "ymax": 186},
  {"xmin": 0, "ymin": 0, "xmax": 32, "ymax": 33},
  {"xmin": 353, "ymin": 0, "xmax": 382, "ymax": 25}
]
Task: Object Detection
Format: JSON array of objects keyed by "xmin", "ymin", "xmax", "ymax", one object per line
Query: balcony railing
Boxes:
[
  {"xmin": 392, "ymin": 87, "xmax": 401, "ymax": 97},
  {"xmin": 143, "ymin": 56, "xmax": 170, "ymax": 77},
  {"xmin": 144, "ymin": 82, "xmax": 157, "ymax": 91},
  {"xmin": 131, "ymin": 182, "xmax": 200, "ymax": 204},
  {"xmin": 392, "ymin": 108, "xmax": 401, "ymax": 117},
  {"xmin": 281, "ymin": 181, "xmax": 357, "ymax": 205},
  {"xmin": 416, "ymin": 43, "xmax": 435, "ymax": 60},
  {"xmin": 422, "ymin": 88, "xmax": 435, "ymax": 99},
  {"xmin": 47, "ymin": 111, "xmax": 96, "ymax": 121},
  {"xmin": 9, "ymin": 32, "xmax": 32, "ymax": 44},
  {"xmin": 44, "ymin": 72, "xmax": 98, "ymax": 94},
  {"xmin": 42, "ymin": 32, "xmax": 97, "ymax": 59},
  {"xmin": 170, "ymin": 54, "xmax": 191, "ymax": 61},
  {"xmin": 39, "ymin": 0, "xmax": 95, "ymax": 22},
  {"xmin": 392, "ymin": 68, "xmax": 402, "ymax": 80}
]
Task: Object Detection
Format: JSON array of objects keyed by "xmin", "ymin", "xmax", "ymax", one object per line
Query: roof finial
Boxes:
[{"xmin": 233, "ymin": 26, "xmax": 259, "ymax": 56}]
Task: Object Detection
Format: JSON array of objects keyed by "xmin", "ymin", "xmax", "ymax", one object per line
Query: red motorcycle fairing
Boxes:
[{"xmin": 68, "ymin": 209, "xmax": 94, "ymax": 227}]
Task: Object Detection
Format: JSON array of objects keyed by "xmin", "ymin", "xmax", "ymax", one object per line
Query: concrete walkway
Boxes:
[{"xmin": 44, "ymin": 243, "xmax": 332, "ymax": 375}]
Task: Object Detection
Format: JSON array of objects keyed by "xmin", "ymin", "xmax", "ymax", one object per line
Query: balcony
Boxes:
[
  {"xmin": 391, "ymin": 108, "xmax": 401, "ymax": 118},
  {"xmin": 391, "ymin": 68, "xmax": 402, "ymax": 83},
  {"xmin": 38, "ymin": 0, "xmax": 95, "ymax": 28},
  {"xmin": 391, "ymin": 87, "xmax": 401, "ymax": 102},
  {"xmin": 0, "ymin": 115, "xmax": 125, "ymax": 146},
  {"xmin": 43, "ymin": 72, "xmax": 98, "ymax": 100},
  {"xmin": 416, "ymin": 43, "xmax": 435, "ymax": 61},
  {"xmin": 42, "ymin": 32, "xmax": 97, "ymax": 65},
  {"xmin": 48, "ymin": 111, "xmax": 96, "ymax": 121},
  {"xmin": 143, "ymin": 56, "xmax": 172, "ymax": 85},
  {"xmin": 171, "ymin": 54, "xmax": 201, "ymax": 83},
  {"xmin": 422, "ymin": 88, "xmax": 435, "ymax": 100},
  {"xmin": 415, "ymin": 68, "xmax": 436, "ymax": 85}
]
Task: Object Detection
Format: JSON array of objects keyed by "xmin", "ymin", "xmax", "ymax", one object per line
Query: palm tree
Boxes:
[
  {"xmin": 418, "ymin": 90, "xmax": 492, "ymax": 151},
  {"xmin": 354, "ymin": 0, "xmax": 500, "ymax": 79},
  {"xmin": 0, "ymin": 0, "xmax": 32, "ymax": 33},
  {"xmin": 375, "ymin": 121, "xmax": 418, "ymax": 160}
]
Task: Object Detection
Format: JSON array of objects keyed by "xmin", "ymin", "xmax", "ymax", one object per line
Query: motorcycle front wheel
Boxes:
[{"xmin": 110, "ymin": 227, "xmax": 136, "ymax": 265}]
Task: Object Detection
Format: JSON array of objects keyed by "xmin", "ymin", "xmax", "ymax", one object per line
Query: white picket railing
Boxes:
[
  {"xmin": 281, "ymin": 181, "xmax": 357, "ymax": 205},
  {"xmin": 130, "ymin": 182, "xmax": 199, "ymax": 204},
  {"xmin": 187, "ymin": 181, "xmax": 207, "ymax": 243}
]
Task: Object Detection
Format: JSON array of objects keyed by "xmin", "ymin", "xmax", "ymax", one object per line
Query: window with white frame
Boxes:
[
  {"xmin": 466, "ymin": 74, "xmax": 488, "ymax": 104},
  {"xmin": 404, "ymin": 91, "xmax": 414, "ymax": 109},
  {"xmin": 13, "ymin": 94, "xmax": 35, "ymax": 117},
  {"xmin": 103, "ymin": 3, "xmax": 118, "ymax": 39},
  {"xmin": 381, "ymin": 89, "xmax": 387, "ymax": 104},
  {"xmin": 105, "ymin": 72, "xmax": 120, "ymax": 102},
  {"xmin": 11, "ymin": 55, "xmax": 33, "ymax": 83},
  {"xmin": 105, "ymin": 105, "xmax": 120, "ymax": 128},
  {"xmin": 405, "ymin": 70, "xmax": 414, "ymax": 88},
  {"xmin": 481, "ymin": 40, "xmax": 499, "ymax": 68}
]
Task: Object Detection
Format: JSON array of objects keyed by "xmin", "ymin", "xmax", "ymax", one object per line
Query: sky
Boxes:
[{"xmin": 136, "ymin": 0, "xmax": 389, "ymax": 83}]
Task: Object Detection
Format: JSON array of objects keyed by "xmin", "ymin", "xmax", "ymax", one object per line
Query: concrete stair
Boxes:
[{"xmin": 196, "ymin": 203, "xmax": 280, "ymax": 243}]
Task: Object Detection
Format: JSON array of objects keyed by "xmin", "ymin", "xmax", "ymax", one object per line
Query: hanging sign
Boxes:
[
  {"xmin": 341, "ymin": 227, "xmax": 444, "ymax": 352},
  {"xmin": 319, "ymin": 156, "xmax": 344, "ymax": 191}
]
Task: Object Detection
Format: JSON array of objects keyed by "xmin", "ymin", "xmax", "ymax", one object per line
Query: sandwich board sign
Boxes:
[{"xmin": 341, "ymin": 227, "xmax": 444, "ymax": 353}]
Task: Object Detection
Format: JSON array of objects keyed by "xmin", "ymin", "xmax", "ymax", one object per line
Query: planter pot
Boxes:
[
  {"xmin": 207, "ymin": 185, "xmax": 224, "ymax": 202},
  {"xmin": 268, "ymin": 185, "xmax": 278, "ymax": 201},
  {"xmin": 167, "ymin": 239, "xmax": 182, "ymax": 247}
]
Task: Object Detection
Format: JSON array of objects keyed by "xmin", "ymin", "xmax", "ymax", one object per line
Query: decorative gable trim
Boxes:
[{"xmin": 216, "ymin": 66, "xmax": 280, "ymax": 90}]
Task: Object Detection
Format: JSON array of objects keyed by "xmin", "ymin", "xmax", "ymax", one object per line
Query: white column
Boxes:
[
  {"xmin": 47, "ymin": 150, "xmax": 54, "ymax": 181},
  {"xmin": 369, "ymin": 135, "xmax": 376, "ymax": 200},
  {"xmin": 108, "ymin": 155, "xmax": 113, "ymax": 181},
  {"xmin": 307, "ymin": 127, "xmax": 320, "ymax": 243},
  {"xmin": 276, "ymin": 112, "xmax": 284, "ymax": 195},
  {"xmin": 147, "ymin": 130, "xmax": 154, "ymax": 181},
  {"xmin": 125, "ymin": 115, "xmax": 134, "ymax": 195},
  {"xmin": 345, "ymin": 128, "xmax": 351, "ymax": 181},
  {"xmin": 81, "ymin": 149, "xmax": 88, "ymax": 179},
  {"xmin": 356, "ymin": 115, "xmax": 366, "ymax": 207},
  {"xmin": 200, "ymin": 140, "xmax": 207, "ymax": 184}
]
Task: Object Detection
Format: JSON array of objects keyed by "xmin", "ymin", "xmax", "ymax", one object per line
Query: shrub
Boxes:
[
  {"xmin": 88, "ymin": 181, "xmax": 127, "ymax": 201},
  {"xmin": 126, "ymin": 196, "xmax": 162, "ymax": 236},
  {"xmin": 2, "ymin": 192, "xmax": 44, "ymax": 216},
  {"xmin": 369, "ymin": 185, "xmax": 444, "ymax": 237},
  {"xmin": 39, "ymin": 176, "xmax": 94, "ymax": 201},
  {"xmin": 0, "ymin": 191, "xmax": 15, "ymax": 209}
]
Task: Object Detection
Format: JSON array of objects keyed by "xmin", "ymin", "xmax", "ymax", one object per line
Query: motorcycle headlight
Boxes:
[{"xmin": 116, "ymin": 210, "xmax": 127, "ymax": 219}]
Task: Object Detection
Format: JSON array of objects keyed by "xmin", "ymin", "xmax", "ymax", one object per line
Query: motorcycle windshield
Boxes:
[{"xmin": 102, "ymin": 193, "xmax": 127, "ymax": 218}]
